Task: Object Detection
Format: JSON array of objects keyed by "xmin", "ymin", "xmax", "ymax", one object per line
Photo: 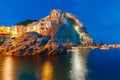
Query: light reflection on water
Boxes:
[
  {"xmin": 41, "ymin": 61, "xmax": 53, "ymax": 80},
  {"xmin": 36, "ymin": 60, "xmax": 54, "ymax": 80},
  {"xmin": 2, "ymin": 57, "xmax": 16, "ymax": 80},
  {"xmin": 0, "ymin": 49, "xmax": 91, "ymax": 80},
  {"xmin": 68, "ymin": 49, "xmax": 91, "ymax": 80}
]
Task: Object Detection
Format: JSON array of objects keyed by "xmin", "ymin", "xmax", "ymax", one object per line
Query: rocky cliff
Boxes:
[
  {"xmin": 0, "ymin": 32, "xmax": 66, "ymax": 56},
  {"xmin": 0, "ymin": 9, "xmax": 94, "ymax": 56}
]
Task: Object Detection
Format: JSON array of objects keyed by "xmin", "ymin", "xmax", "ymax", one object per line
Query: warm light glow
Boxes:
[
  {"xmin": 69, "ymin": 50, "xmax": 87, "ymax": 80},
  {"xmin": 2, "ymin": 57, "xmax": 16, "ymax": 80},
  {"xmin": 41, "ymin": 61, "xmax": 53, "ymax": 80},
  {"xmin": 75, "ymin": 25, "xmax": 79, "ymax": 30}
]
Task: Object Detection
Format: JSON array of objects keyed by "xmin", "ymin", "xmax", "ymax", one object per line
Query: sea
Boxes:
[{"xmin": 0, "ymin": 49, "xmax": 120, "ymax": 80}]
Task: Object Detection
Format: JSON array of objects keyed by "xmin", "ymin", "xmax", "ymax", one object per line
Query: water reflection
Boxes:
[
  {"xmin": 2, "ymin": 57, "xmax": 16, "ymax": 80},
  {"xmin": 69, "ymin": 49, "xmax": 91, "ymax": 80},
  {"xmin": 36, "ymin": 58, "xmax": 54, "ymax": 80},
  {"xmin": 41, "ymin": 61, "xmax": 54, "ymax": 80},
  {"xmin": 0, "ymin": 49, "xmax": 91, "ymax": 80}
]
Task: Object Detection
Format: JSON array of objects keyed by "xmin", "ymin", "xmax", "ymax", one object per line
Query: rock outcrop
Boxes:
[
  {"xmin": 0, "ymin": 9, "xmax": 94, "ymax": 56},
  {"xmin": 0, "ymin": 32, "xmax": 66, "ymax": 56}
]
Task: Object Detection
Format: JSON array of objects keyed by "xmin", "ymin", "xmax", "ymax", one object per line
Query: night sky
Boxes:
[{"xmin": 0, "ymin": 0, "xmax": 120, "ymax": 44}]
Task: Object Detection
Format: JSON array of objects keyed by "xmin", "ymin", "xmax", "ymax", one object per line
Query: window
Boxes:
[
  {"xmin": 41, "ymin": 23, "xmax": 44, "ymax": 26},
  {"xmin": 41, "ymin": 19, "xmax": 45, "ymax": 22},
  {"xmin": 51, "ymin": 20, "xmax": 56, "ymax": 25},
  {"xmin": 41, "ymin": 27, "xmax": 44, "ymax": 30},
  {"xmin": 46, "ymin": 27, "xmax": 48, "ymax": 30},
  {"xmin": 55, "ymin": 13, "xmax": 58, "ymax": 16}
]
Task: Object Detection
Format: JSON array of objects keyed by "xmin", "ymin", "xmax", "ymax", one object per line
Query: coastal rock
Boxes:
[{"xmin": 0, "ymin": 32, "xmax": 66, "ymax": 56}]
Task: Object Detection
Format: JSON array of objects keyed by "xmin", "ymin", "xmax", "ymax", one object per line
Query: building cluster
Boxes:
[
  {"xmin": 97, "ymin": 44, "xmax": 120, "ymax": 50},
  {"xmin": 0, "ymin": 26, "xmax": 10, "ymax": 34},
  {"xmin": 0, "ymin": 9, "xmax": 69, "ymax": 38},
  {"xmin": 107, "ymin": 44, "xmax": 120, "ymax": 48}
]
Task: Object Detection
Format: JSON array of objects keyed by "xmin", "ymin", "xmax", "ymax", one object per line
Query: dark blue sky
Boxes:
[{"xmin": 0, "ymin": 0, "xmax": 120, "ymax": 44}]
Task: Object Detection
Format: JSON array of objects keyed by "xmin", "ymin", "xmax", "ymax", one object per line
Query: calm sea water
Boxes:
[{"xmin": 0, "ymin": 49, "xmax": 120, "ymax": 80}]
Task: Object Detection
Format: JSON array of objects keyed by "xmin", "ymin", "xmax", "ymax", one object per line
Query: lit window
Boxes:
[{"xmin": 54, "ymin": 13, "xmax": 58, "ymax": 16}]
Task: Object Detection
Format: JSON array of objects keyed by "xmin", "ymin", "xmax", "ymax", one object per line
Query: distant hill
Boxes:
[{"xmin": 15, "ymin": 19, "xmax": 38, "ymax": 26}]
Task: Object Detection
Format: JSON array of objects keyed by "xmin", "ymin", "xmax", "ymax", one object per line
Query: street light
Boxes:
[{"xmin": 75, "ymin": 25, "xmax": 79, "ymax": 31}]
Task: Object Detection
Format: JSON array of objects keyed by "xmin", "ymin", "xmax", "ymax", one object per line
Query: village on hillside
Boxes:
[{"xmin": 0, "ymin": 10, "xmax": 76, "ymax": 37}]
